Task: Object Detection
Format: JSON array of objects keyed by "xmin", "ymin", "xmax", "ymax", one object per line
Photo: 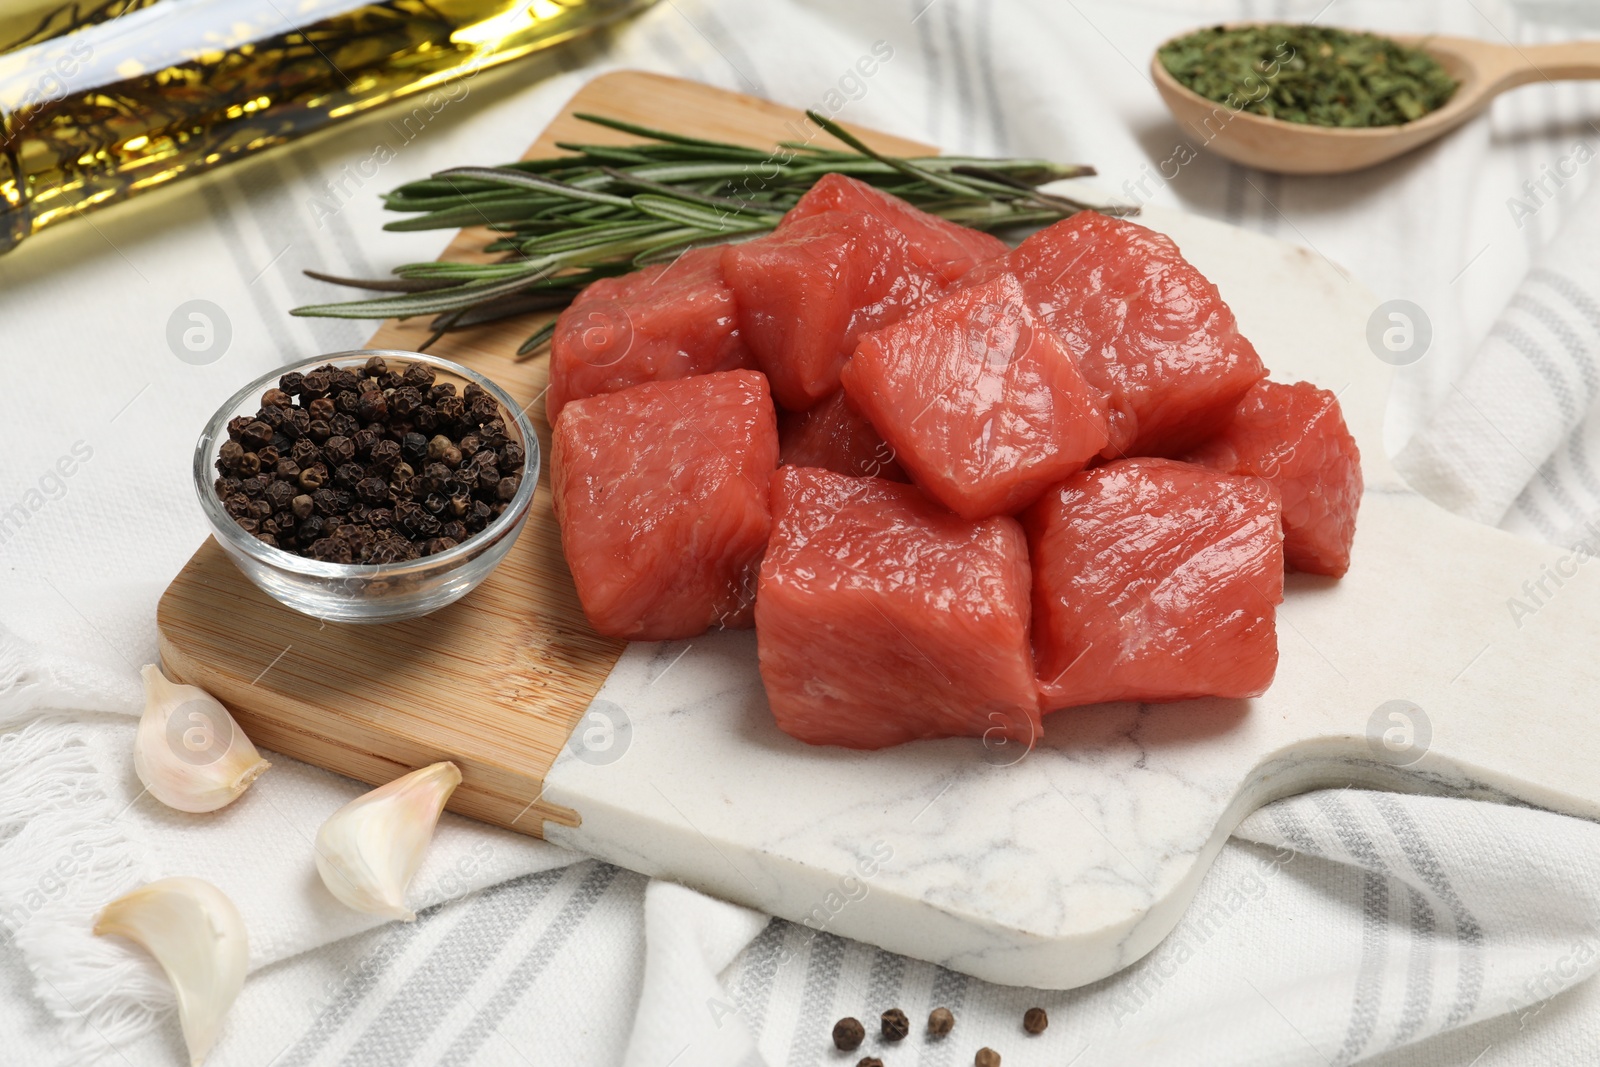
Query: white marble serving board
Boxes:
[{"xmin": 541, "ymin": 205, "xmax": 1600, "ymax": 990}]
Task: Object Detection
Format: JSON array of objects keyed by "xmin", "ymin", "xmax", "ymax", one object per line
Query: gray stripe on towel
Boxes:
[{"xmin": 437, "ymin": 863, "xmax": 622, "ymax": 1067}]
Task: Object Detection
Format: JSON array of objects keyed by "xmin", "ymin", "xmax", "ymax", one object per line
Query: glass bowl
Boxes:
[{"xmin": 193, "ymin": 349, "xmax": 538, "ymax": 624}]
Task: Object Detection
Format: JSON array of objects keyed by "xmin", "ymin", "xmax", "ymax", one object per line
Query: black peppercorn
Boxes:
[
  {"xmin": 226, "ymin": 415, "xmax": 253, "ymax": 441},
  {"xmin": 402, "ymin": 362, "xmax": 434, "ymax": 388},
  {"xmin": 298, "ymin": 465, "xmax": 326, "ymax": 491},
  {"xmin": 401, "ymin": 432, "xmax": 428, "ymax": 462},
  {"xmin": 256, "ymin": 444, "xmax": 280, "ymax": 467},
  {"xmin": 276, "ymin": 459, "xmax": 301, "ymax": 480},
  {"xmin": 831, "ymin": 1018, "xmax": 865, "ymax": 1051},
  {"xmin": 414, "ymin": 405, "xmax": 439, "ymax": 433},
  {"xmin": 307, "ymin": 397, "xmax": 335, "ymax": 422},
  {"xmin": 856, "ymin": 1059, "xmax": 883, "ymax": 1067},
  {"xmin": 329, "ymin": 368, "xmax": 359, "ymax": 393},
  {"xmin": 1022, "ymin": 1007, "xmax": 1048, "ymax": 1034},
  {"xmin": 285, "ymin": 407, "xmax": 310, "ymax": 438},
  {"xmin": 237, "ymin": 452, "xmax": 262, "ymax": 476},
  {"xmin": 262, "ymin": 387, "xmax": 292, "ymax": 408},
  {"xmin": 297, "ymin": 514, "xmax": 325, "ymax": 542},
  {"xmin": 280, "ymin": 371, "xmax": 306, "ymax": 396},
  {"xmin": 355, "ymin": 477, "xmax": 390, "ymax": 506},
  {"xmin": 928, "ymin": 1007, "xmax": 954, "ymax": 1036},
  {"xmin": 240, "ymin": 421, "xmax": 274, "ymax": 450},
  {"xmin": 437, "ymin": 395, "xmax": 466, "ymax": 424},
  {"xmin": 334, "ymin": 390, "xmax": 361, "ymax": 415},
  {"xmin": 366, "ymin": 439, "xmax": 401, "ymax": 473},
  {"xmin": 496, "ymin": 477, "xmax": 520, "ymax": 502},
  {"xmin": 363, "ymin": 355, "xmax": 388, "ymax": 378},
  {"xmin": 301, "ymin": 369, "xmax": 331, "ymax": 398},
  {"xmin": 224, "ymin": 493, "xmax": 251, "ymax": 518},
  {"xmin": 248, "ymin": 499, "xmax": 273, "ymax": 521},
  {"xmin": 975, "ymin": 1049, "xmax": 1000, "ymax": 1067},
  {"xmin": 463, "ymin": 382, "xmax": 486, "ymax": 403},
  {"xmin": 264, "ymin": 481, "xmax": 295, "ymax": 511},
  {"xmin": 330, "ymin": 412, "xmax": 359, "ymax": 438},
  {"xmin": 235, "ymin": 517, "xmax": 259, "ymax": 534},
  {"xmin": 427, "ymin": 382, "xmax": 456, "ymax": 402},
  {"xmin": 422, "ymin": 536, "xmax": 459, "ymax": 555},
  {"xmin": 881, "ymin": 1008, "xmax": 909, "ymax": 1042},
  {"xmin": 308, "ymin": 419, "xmax": 332, "ymax": 443},
  {"xmin": 323, "ymin": 435, "xmax": 355, "ymax": 465},
  {"xmin": 357, "ymin": 390, "xmax": 388, "ymax": 422},
  {"xmin": 308, "ymin": 537, "xmax": 352, "ymax": 564},
  {"xmin": 218, "ymin": 440, "xmax": 245, "ymax": 470},
  {"xmin": 499, "ymin": 441, "xmax": 526, "ymax": 473}
]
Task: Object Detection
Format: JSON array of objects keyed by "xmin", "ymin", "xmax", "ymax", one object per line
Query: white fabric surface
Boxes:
[{"xmin": 5, "ymin": 0, "xmax": 1600, "ymax": 1064}]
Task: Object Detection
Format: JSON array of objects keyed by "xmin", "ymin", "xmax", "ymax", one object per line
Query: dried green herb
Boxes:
[{"xmin": 1158, "ymin": 24, "xmax": 1457, "ymax": 127}]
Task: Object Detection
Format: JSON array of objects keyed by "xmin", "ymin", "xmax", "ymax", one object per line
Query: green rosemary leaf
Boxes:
[
  {"xmin": 517, "ymin": 319, "xmax": 560, "ymax": 357},
  {"xmin": 291, "ymin": 271, "xmax": 558, "ymax": 319},
  {"xmin": 600, "ymin": 168, "xmax": 784, "ymax": 216},
  {"xmin": 803, "ymin": 110, "xmax": 985, "ymax": 200},
  {"xmin": 432, "ymin": 167, "xmax": 635, "ymax": 206},
  {"xmin": 572, "ymin": 112, "xmax": 756, "ymax": 150}
]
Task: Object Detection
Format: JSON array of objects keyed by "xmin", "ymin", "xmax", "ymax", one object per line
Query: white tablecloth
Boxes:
[{"xmin": 5, "ymin": 1, "xmax": 1600, "ymax": 1064}]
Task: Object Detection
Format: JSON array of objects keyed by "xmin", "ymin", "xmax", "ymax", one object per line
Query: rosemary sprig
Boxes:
[{"xmin": 292, "ymin": 112, "xmax": 1131, "ymax": 357}]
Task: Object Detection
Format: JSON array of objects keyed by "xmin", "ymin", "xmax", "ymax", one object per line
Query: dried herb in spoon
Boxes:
[{"xmin": 1159, "ymin": 24, "xmax": 1457, "ymax": 127}]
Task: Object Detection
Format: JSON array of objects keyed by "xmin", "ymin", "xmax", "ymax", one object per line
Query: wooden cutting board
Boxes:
[{"xmin": 159, "ymin": 71, "xmax": 1600, "ymax": 990}]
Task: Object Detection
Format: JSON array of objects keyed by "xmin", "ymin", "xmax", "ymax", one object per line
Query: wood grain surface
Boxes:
[{"xmin": 156, "ymin": 71, "xmax": 931, "ymax": 837}]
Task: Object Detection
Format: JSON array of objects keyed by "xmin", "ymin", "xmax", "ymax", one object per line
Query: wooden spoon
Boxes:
[{"xmin": 1152, "ymin": 30, "xmax": 1600, "ymax": 175}]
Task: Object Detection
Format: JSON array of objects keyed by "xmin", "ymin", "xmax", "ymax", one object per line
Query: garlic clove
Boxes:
[
  {"xmin": 94, "ymin": 877, "xmax": 249, "ymax": 1067},
  {"xmin": 136, "ymin": 665, "xmax": 270, "ymax": 813},
  {"xmin": 314, "ymin": 761, "xmax": 462, "ymax": 922}
]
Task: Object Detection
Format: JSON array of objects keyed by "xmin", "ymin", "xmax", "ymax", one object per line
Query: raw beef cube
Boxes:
[
  {"xmin": 721, "ymin": 211, "xmax": 943, "ymax": 411},
  {"xmin": 1186, "ymin": 380, "xmax": 1362, "ymax": 577},
  {"xmin": 963, "ymin": 212, "xmax": 1266, "ymax": 458},
  {"xmin": 756, "ymin": 466, "xmax": 1041, "ymax": 749},
  {"xmin": 842, "ymin": 273, "xmax": 1108, "ymax": 520},
  {"xmin": 546, "ymin": 246, "xmax": 754, "ymax": 423},
  {"xmin": 779, "ymin": 390, "xmax": 907, "ymax": 482},
  {"xmin": 782, "ymin": 173, "xmax": 1008, "ymax": 284},
  {"xmin": 1025, "ymin": 457, "xmax": 1283, "ymax": 711},
  {"xmin": 552, "ymin": 370, "xmax": 778, "ymax": 640}
]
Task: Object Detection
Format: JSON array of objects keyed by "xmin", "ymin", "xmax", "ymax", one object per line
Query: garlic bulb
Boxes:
[
  {"xmin": 314, "ymin": 761, "xmax": 462, "ymax": 921},
  {"xmin": 94, "ymin": 877, "xmax": 249, "ymax": 1066},
  {"xmin": 136, "ymin": 665, "xmax": 270, "ymax": 813}
]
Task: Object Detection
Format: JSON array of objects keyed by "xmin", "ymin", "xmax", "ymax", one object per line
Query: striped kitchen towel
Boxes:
[{"xmin": 1395, "ymin": 175, "xmax": 1600, "ymax": 544}]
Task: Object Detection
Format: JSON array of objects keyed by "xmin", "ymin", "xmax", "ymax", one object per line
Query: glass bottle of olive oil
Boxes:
[{"xmin": 0, "ymin": 0, "xmax": 655, "ymax": 255}]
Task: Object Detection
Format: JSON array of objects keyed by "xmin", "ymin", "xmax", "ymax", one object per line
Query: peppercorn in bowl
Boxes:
[{"xmin": 193, "ymin": 350, "xmax": 538, "ymax": 623}]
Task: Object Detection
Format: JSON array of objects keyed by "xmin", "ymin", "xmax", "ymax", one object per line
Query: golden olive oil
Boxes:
[{"xmin": 0, "ymin": 0, "xmax": 655, "ymax": 253}]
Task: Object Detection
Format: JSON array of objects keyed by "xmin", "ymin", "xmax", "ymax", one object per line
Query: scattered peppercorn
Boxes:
[
  {"xmin": 880, "ymin": 1008, "xmax": 909, "ymax": 1042},
  {"xmin": 928, "ymin": 1007, "xmax": 954, "ymax": 1036},
  {"xmin": 856, "ymin": 1059, "xmax": 883, "ymax": 1067},
  {"xmin": 975, "ymin": 1048, "xmax": 1001, "ymax": 1067},
  {"xmin": 1022, "ymin": 1007, "xmax": 1048, "ymax": 1035},
  {"xmin": 214, "ymin": 360, "xmax": 519, "ymax": 560},
  {"xmin": 832, "ymin": 1017, "xmax": 866, "ymax": 1051}
]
